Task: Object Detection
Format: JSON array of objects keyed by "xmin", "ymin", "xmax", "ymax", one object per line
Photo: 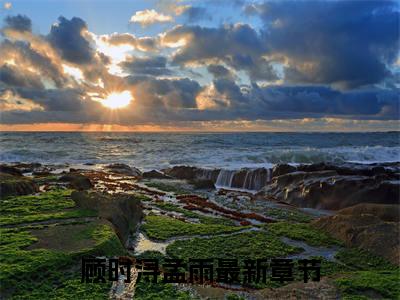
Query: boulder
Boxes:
[
  {"xmin": 10, "ymin": 162, "xmax": 42, "ymax": 173},
  {"xmin": 71, "ymin": 191, "xmax": 143, "ymax": 245},
  {"xmin": 142, "ymin": 170, "xmax": 171, "ymax": 179},
  {"xmin": 32, "ymin": 167, "xmax": 53, "ymax": 176},
  {"xmin": 0, "ymin": 165, "xmax": 22, "ymax": 176},
  {"xmin": 313, "ymin": 213, "xmax": 399, "ymax": 265},
  {"xmin": 162, "ymin": 166, "xmax": 199, "ymax": 180},
  {"xmin": 59, "ymin": 173, "xmax": 93, "ymax": 190},
  {"xmin": 0, "ymin": 173, "xmax": 39, "ymax": 198},
  {"xmin": 105, "ymin": 163, "xmax": 142, "ymax": 177},
  {"xmin": 272, "ymin": 164, "xmax": 297, "ymax": 178}
]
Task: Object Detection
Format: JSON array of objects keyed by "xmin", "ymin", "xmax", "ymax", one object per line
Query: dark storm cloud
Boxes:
[
  {"xmin": 126, "ymin": 75, "xmax": 201, "ymax": 109},
  {"xmin": 0, "ymin": 40, "xmax": 67, "ymax": 88},
  {"xmin": 121, "ymin": 56, "xmax": 171, "ymax": 76},
  {"xmin": 254, "ymin": 0, "xmax": 400, "ymax": 89},
  {"xmin": 164, "ymin": 23, "xmax": 277, "ymax": 81},
  {"xmin": 4, "ymin": 15, "xmax": 32, "ymax": 32},
  {"xmin": 182, "ymin": 7, "xmax": 211, "ymax": 23},
  {"xmin": 213, "ymin": 78, "xmax": 247, "ymax": 104},
  {"xmin": 15, "ymin": 88, "xmax": 86, "ymax": 111},
  {"xmin": 0, "ymin": 64, "xmax": 44, "ymax": 89},
  {"xmin": 207, "ymin": 64, "xmax": 233, "ymax": 79},
  {"xmin": 167, "ymin": 24, "xmax": 264, "ymax": 64},
  {"xmin": 250, "ymin": 85, "xmax": 400, "ymax": 120},
  {"xmin": 48, "ymin": 16, "xmax": 94, "ymax": 64},
  {"xmin": 166, "ymin": 1, "xmax": 398, "ymax": 88}
]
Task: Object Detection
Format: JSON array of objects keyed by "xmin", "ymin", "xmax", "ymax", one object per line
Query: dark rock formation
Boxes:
[
  {"xmin": 0, "ymin": 173, "xmax": 39, "ymax": 198},
  {"xmin": 0, "ymin": 165, "xmax": 23, "ymax": 176},
  {"xmin": 189, "ymin": 179, "xmax": 215, "ymax": 189},
  {"xmin": 59, "ymin": 173, "xmax": 93, "ymax": 190},
  {"xmin": 164, "ymin": 166, "xmax": 270, "ymax": 191},
  {"xmin": 163, "ymin": 166, "xmax": 221, "ymax": 182},
  {"xmin": 313, "ymin": 210, "xmax": 400, "ymax": 265},
  {"xmin": 263, "ymin": 168, "xmax": 399, "ymax": 210},
  {"xmin": 71, "ymin": 191, "xmax": 143, "ymax": 245},
  {"xmin": 32, "ymin": 167, "xmax": 53, "ymax": 176},
  {"xmin": 162, "ymin": 166, "xmax": 200, "ymax": 180},
  {"xmin": 272, "ymin": 164, "xmax": 296, "ymax": 177},
  {"xmin": 105, "ymin": 163, "xmax": 142, "ymax": 177},
  {"xmin": 296, "ymin": 162, "xmax": 399, "ymax": 177},
  {"xmin": 143, "ymin": 170, "xmax": 171, "ymax": 179},
  {"xmin": 9, "ymin": 162, "xmax": 42, "ymax": 173}
]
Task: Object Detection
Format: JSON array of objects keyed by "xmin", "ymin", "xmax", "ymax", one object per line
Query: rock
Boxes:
[
  {"xmin": 313, "ymin": 213, "xmax": 400, "ymax": 265},
  {"xmin": 59, "ymin": 173, "xmax": 93, "ymax": 190},
  {"xmin": 9, "ymin": 162, "xmax": 42, "ymax": 173},
  {"xmin": 163, "ymin": 166, "xmax": 221, "ymax": 182},
  {"xmin": 162, "ymin": 166, "xmax": 199, "ymax": 180},
  {"xmin": 105, "ymin": 163, "xmax": 142, "ymax": 177},
  {"xmin": 272, "ymin": 164, "xmax": 296, "ymax": 178},
  {"xmin": 337, "ymin": 203, "xmax": 400, "ymax": 222},
  {"xmin": 297, "ymin": 162, "xmax": 399, "ymax": 178},
  {"xmin": 189, "ymin": 179, "xmax": 215, "ymax": 189},
  {"xmin": 0, "ymin": 165, "xmax": 22, "ymax": 176},
  {"xmin": 142, "ymin": 170, "xmax": 171, "ymax": 179},
  {"xmin": 0, "ymin": 173, "xmax": 39, "ymax": 198},
  {"xmin": 229, "ymin": 168, "xmax": 270, "ymax": 190},
  {"xmin": 32, "ymin": 167, "xmax": 53, "ymax": 176},
  {"xmin": 71, "ymin": 191, "xmax": 143, "ymax": 245},
  {"xmin": 263, "ymin": 170, "xmax": 399, "ymax": 210}
]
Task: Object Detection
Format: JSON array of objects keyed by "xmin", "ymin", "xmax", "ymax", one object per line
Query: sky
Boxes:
[{"xmin": 0, "ymin": 0, "xmax": 399, "ymax": 131}]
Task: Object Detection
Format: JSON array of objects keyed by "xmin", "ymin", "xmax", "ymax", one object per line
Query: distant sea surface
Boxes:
[{"xmin": 1, "ymin": 132, "xmax": 399, "ymax": 170}]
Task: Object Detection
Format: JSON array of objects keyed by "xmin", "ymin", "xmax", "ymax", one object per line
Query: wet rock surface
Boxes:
[
  {"xmin": 59, "ymin": 172, "xmax": 93, "ymax": 190},
  {"xmin": 142, "ymin": 170, "xmax": 171, "ymax": 179},
  {"xmin": 0, "ymin": 172, "xmax": 39, "ymax": 197},
  {"xmin": 0, "ymin": 165, "xmax": 23, "ymax": 176},
  {"xmin": 105, "ymin": 163, "xmax": 142, "ymax": 177},
  {"xmin": 263, "ymin": 164, "xmax": 399, "ymax": 210}
]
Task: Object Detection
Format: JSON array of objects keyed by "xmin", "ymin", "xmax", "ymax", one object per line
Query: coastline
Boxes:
[{"xmin": 1, "ymin": 159, "xmax": 399, "ymax": 298}]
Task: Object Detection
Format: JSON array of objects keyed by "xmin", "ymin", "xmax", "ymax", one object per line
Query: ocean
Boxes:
[{"xmin": 0, "ymin": 132, "xmax": 399, "ymax": 170}]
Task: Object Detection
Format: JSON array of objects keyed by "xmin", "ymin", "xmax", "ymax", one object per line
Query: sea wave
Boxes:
[{"xmin": 0, "ymin": 132, "xmax": 399, "ymax": 169}]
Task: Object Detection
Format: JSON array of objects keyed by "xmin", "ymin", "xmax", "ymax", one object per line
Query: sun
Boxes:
[{"xmin": 101, "ymin": 91, "xmax": 132, "ymax": 109}]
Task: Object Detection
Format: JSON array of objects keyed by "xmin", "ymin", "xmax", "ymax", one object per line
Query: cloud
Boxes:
[
  {"xmin": 130, "ymin": 9, "xmax": 173, "ymax": 26},
  {"xmin": 175, "ymin": 6, "xmax": 211, "ymax": 22},
  {"xmin": 120, "ymin": 56, "xmax": 171, "ymax": 76},
  {"xmin": 0, "ymin": 39, "xmax": 67, "ymax": 88},
  {"xmin": 126, "ymin": 76, "xmax": 201, "ymax": 110},
  {"xmin": 48, "ymin": 16, "xmax": 94, "ymax": 64},
  {"xmin": 4, "ymin": 14, "xmax": 31, "ymax": 32},
  {"xmin": 0, "ymin": 63, "xmax": 44, "ymax": 89},
  {"xmin": 0, "ymin": 7, "xmax": 398, "ymax": 128},
  {"xmin": 163, "ymin": 24, "xmax": 277, "ymax": 81},
  {"xmin": 207, "ymin": 64, "xmax": 234, "ymax": 80},
  {"xmin": 254, "ymin": 1, "xmax": 400, "ymax": 89},
  {"xmin": 103, "ymin": 33, "xmax": 158, "ymax": 52}
]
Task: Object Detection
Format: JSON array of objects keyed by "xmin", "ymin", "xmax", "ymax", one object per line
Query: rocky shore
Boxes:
[{"xmin": 1, "ymin": 161, "xmax": 399, "ymax": 299}]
